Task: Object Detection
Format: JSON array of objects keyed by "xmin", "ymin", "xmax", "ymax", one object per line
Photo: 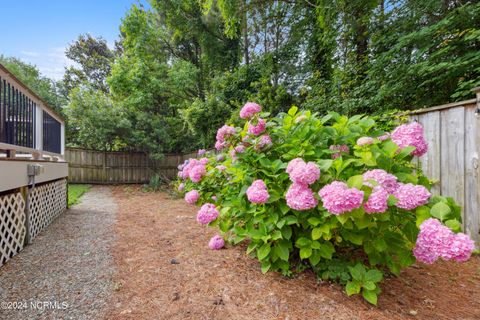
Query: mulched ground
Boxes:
[
  {"xmin": 107, "ymin": 186, "xmax": 480, "ymax": 320},
  {"xmin": 0, "ymin": 186, "xmax": 117, "ymax": 320}
]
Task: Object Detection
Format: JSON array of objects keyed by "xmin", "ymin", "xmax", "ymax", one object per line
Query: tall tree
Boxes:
[
  {"xmin": 107, "ymin": 1, "xmax": 242, "ymax": 154},
  {"xmin": 64, "ymin": 34, "xmax": 115, "ymax": 94}
]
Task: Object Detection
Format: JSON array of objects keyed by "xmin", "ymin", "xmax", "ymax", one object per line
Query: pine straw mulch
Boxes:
[{"xmin": 106, "ymin": 185, "xmax": 480, "ymax": 320}]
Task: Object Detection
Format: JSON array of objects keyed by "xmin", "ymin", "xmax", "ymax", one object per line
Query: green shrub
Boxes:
[{"xmin": 176, "ymin": 106, "xmax": 473, "ymax": 305}]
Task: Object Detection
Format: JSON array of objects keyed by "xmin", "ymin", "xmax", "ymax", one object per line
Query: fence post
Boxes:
[{"xmin": 469, "ymin": 87, "xmax": 480, "ymax": 245}]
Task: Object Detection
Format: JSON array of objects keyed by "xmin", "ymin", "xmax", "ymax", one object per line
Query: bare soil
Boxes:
[{"xmin": 106, "ymin": 186, "xmax": 480, "ymax": 320}]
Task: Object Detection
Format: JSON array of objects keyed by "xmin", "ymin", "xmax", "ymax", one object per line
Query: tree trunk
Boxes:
[{"xmin": 242, "ymin": 0, "xmax": 250, "ymax": 65}]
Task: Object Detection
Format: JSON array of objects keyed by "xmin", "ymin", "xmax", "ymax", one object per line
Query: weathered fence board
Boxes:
[
  {"xmin": 465, "ymin": 103, "xmax": 480, "ymax": 245},
  {"xmin": 440, "ymin": 107, "xmax": 465, "ymax": 217},
  {"xmin": 419, "ymin": 111, "xmax": 441, "ymax": 195},
  {"xmin": 411, "ymin": 97, "xmax": 479, "ymax": 243}
]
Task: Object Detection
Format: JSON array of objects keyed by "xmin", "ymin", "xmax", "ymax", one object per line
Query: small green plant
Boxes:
[
  {"xmin": 68, "ymin": 184, "xmax": 91, "ymax": 206},
  {"xmin": 144, "ymin": 174, "xmax": 163, "ymax": 192}
]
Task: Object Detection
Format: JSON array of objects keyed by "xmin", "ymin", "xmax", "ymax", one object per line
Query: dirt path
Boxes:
[
  {"xmin": 0, "ymin": 186, "xmax": 117, "ymax": 320},
  {"xmin": 107, "ymin": 186, "xmax": 480, "ymax": 320}
]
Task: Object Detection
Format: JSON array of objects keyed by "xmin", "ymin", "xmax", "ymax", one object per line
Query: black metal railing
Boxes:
[
  {"xmin": 0, "ymin": 76, "xmax": 35, "ymax": 148},
  {"xmin": 42, "ymin": 111, "xmax": 61, "ymax": 154}
]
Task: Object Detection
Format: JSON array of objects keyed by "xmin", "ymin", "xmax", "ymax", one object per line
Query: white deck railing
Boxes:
[{"xmin": 0, "ymin": 63, "xmax": 65, "ymax": 161}]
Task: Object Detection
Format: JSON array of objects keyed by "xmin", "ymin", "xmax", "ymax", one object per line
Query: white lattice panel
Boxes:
[
  {"xmin": 29, "ymin": 179, "xmax": 67, "ymax": 241},
  {"xmin": 0, "ymin": 192, "xmax": 26, "ymax": 266}
]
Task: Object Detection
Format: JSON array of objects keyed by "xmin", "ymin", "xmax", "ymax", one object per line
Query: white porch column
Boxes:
[
  {"xmin": 35, "ymin": 105, "xmax": 43, "ymax": 151},
  {"xmin": 60, "ymin": 123, "xmax": 65, "ymax": 155}
]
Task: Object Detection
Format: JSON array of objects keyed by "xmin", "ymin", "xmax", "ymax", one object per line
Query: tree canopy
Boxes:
[{"xmin": 4, "ymin": 0, "xmax": 479, "ymax": 155}]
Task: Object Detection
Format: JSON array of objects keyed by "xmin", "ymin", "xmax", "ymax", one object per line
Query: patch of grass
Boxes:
[{"xmin": 68, "ymin": 184, "xmax": 91, "ymax": 207}]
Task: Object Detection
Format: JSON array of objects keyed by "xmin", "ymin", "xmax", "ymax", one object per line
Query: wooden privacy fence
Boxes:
[
  {"xmin": 410, "ymin": 88, "xmax": 480, "ymax": 243},
  {"xmin": 65, "ymin": 148, "xmax": 184, "ymax": 183}
]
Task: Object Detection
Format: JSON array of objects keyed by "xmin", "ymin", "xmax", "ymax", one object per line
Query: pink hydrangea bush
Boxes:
[
  {"xmin": 176, "ymin": 105, "xmax": 472, "ymax": 305},
  {"xmin": 246, "ymin": 180, "xmax": 270, "ymax": 204}
]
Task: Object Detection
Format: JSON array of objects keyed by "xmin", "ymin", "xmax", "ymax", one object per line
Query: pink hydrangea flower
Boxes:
[
  {"xmin": 413, "ymin": 218, "xmax": 449, "ymax": 264},
  {"xmin": 198, "ymin": 149, "xmax": 206, "ymax": 156},
  {"xmin": 199, "ymin": 157, "xmax": 209, "ymax": 165},
  {"xmin": 216, "ymin": 125, "xmax": 236, "ymax": 142},
  {"xmin": 208, "ymin": 235, "xmax": 225, "ymax": 250},
  {"xmin": 318, "ymin": 181, "xmax": 364, "ymax": 215},
  {"xmin": 229, "ymin": 149, "xmax": 237, "ymax": 160},
  {"xmin": 235, "ymin": 145, "xmax": 245, "ymax": 153},
  {"xmin": 413, "ymin": 218, "xmax": 475, "ymax": 264},
  {"xmin": 247, "ymin": 118, "xmax": 266, "ymax": 135},
  {"xmin": 393, "ymin": 183, "xmax": 431, "ymax": 210},
  {"xmin": 196, "ymin": 203, "xmax": 219, "ymax": 225},
  {"xmin": 215, "ymin": 125, "xmax": 236, "ymax": 150},
  {"xmin": 329, "ymin": 145, "xmax": 349, "ymax": 159},
  {"xmin": 287, "ymin": 159, "xmax": 320, "ymax": 185},
  {"xmin": 357, "ymin": 137, "xmax": 374, "ymax": 146},
  {"xmin": 286, "ymin": 183, "xmax": 318, "ymax": 211},
  {"xmin": 363, "ymin": 169, "xmax": 399, "ymax": 194},
  {"xmin": 216, "ymin": 154, "xmax": 225, "ymax": 162},
  {"xmin": 286, "ymin": 158, "xmax": 305, "ymax": 174},
  {"xmin": 295, "ymin": 115, "xmax": 307, "ymax": 123},
  {"xmin": 178, "ymin": 183, "xmax": 185, "ymax": 192},
  {"xmin": 240, "ymin": 102, "xmax": 262, "ymax": 119},
  {"xmin": 215, "ymin": 141, "xmax": 226, "ymax": 150},
  {"xmin": 215, "ymin": 165, "xmax": 226, "ymax": 171},
  {"xmin": 185, "ymin": 190, "xmax": 200, "ymax": 204},
  {"xmin": 391, "ymin": 122, "xmax": 428, "ymax": 157},
  {"xmin": 364, "ymin": 187, "xmax": 389, "ymax": 213},
  {"xmin": 242, "ymin": 134, "xmax": 252, "ymax": 142},
  {"xmin": 182, "ymin": 158, "xmax": 199, "ymax": 178},
  {"xmin": 189, "ymin": 164, "xmax": 206, "ymax": 183},
  {"xmin": 211, "ymin": 195, "xmax": 218, "ymax": 201},
  {"xmin": 177, "ymin": 171, "xmax": 186, "ymax": 179},
  {"xmin": 246, "ymin": 179, "xmax": 270, "ymax": 204},
  {"xmin": 444, "ymin": 233, "xmax": 475, "ymax": 262},
  {"xmin": 378, "ymin": 133, "xmax": 390, "ymax": 141},
  {"xmin": 257, "ymin": 134, "xmax": 272, "ymax": 149}
]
